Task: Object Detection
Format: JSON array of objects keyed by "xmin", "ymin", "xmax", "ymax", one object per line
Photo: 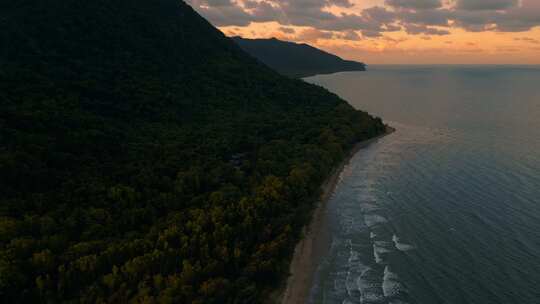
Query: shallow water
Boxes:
[{"xmin": 305, "ymin": 66, "xmax": 540, "ymax": 304}]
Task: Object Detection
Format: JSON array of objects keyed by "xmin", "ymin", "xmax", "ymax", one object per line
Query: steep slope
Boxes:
[
  {"xmin": 0, "ymin": 1, "xmax": 384, "ymax": 303},
  {"xmin": 233, "ymin": 37, "xmax": 366, "ymax": 78}
]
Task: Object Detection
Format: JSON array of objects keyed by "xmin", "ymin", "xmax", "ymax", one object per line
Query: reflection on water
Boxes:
[{"xmin": 305, "ymin": 66, "xmax": 540, "ymax": 304}]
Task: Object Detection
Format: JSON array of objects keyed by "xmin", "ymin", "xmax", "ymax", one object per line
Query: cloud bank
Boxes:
[{"xmin": 187, "ymin": 0, "xmax": 540, "ymax": 39}]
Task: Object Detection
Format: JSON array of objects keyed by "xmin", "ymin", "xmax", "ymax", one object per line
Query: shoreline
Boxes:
[
  {"xmin": 278, "ymin": 126, "xmax": 395, "ymax": 304},
  {"xmin": 298, "ymin": 68, "xmax": 366, "ymax": 79}
]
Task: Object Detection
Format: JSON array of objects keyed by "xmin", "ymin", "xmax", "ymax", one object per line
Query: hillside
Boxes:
[
  {"xmin": 0, "ymin": 0, "xmax": 384, "ymax": 303},
  {"xmin": 233, "ymin": 37, "xmax": 366, "ymax": 78}
]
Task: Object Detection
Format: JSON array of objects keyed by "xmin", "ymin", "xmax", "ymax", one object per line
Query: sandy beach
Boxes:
[{"xmin": 278, "ymin": 126, "xmax": 395, "ymax": 304}]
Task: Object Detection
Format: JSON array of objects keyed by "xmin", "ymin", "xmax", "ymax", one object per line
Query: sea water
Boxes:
[{"xmin": 305, "ymin": 65, "xmax": 540, "ymax": 304}]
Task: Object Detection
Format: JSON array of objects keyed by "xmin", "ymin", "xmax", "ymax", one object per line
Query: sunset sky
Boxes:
[{"xmin": 187, "ymin": 0, "xmax": 540, "ymax": 64}]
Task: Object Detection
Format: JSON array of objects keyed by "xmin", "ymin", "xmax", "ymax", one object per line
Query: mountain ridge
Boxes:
[{"xmin": 233, "ymin": 36, "xmax": 366, "ymax": 78}]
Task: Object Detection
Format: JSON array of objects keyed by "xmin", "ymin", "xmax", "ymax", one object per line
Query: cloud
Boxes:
[
  {"xmin": 295, "ymin": 28, "xmax": 335, "ymax": 41},
  {"xmin": 404, "ymin": 24, "xmax": 450, "ymax": 35},
  {"xmin": 398, "ymin": 8, "xmax": 452, "ymax": 26},
  {"xmin": 329, "ymin": 0, "xmax": 355, "ymax": 8},
  {"xmin": 186, "ymin": 0, "xmax": 397, "ymax": 37},
  {"xmin": 187, "ymin": 0, "xmax": 253, "ymax": 26},
  {"xmin": 491, "ymin": 0, "xmax": 540, "ymax": 31},
  {"xmin": 279, "ymin": 27, "xmax": 296, "ymax": 34},
  {"xmin": 385, "ymin": 0, "xmax": 442, "ymax": 10},
  {"xmin": 515, "ymin": 37, "xmax": 540, "ymax": 44},
  {"xmin": 186, "ymin": 0, "xmax": 540, "ymax": 39},
  {"xmin": 454, "ymin": 0, "xmax": 519, "ymax": 11},
  {"xmin": 341, "ymin": 30, "xmax": 361, "ymax": 40},
  {"xmin": 451, "ymin": 9, "xmax": 497, "ymax": 31},
  {"xmin": 453, "ymin": 0, "xmax": 540, "ymax": 32}
]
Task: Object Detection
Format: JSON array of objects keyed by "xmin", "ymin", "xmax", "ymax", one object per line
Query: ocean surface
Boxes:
[{"xmin": 304, "ymin": 65, "xmax": 540, "ymax": 304}]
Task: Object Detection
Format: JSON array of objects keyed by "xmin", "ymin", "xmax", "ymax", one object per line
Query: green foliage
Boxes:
[{"xmin": 0, "ymin": 0, "xmax": 385, "ymax": 303}]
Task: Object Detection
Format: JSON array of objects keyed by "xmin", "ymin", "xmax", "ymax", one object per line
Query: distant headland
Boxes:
[{"xmin": 233, "ymin": 37, "xmax": 366, "ymax": 78}]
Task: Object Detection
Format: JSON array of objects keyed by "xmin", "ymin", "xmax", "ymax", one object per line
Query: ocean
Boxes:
[{"xmin": 304, "ymin": 65, "xmax": 540, "ymax": 304}]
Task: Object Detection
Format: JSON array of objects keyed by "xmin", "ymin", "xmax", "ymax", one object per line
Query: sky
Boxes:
[{"xmin": 186, "ymin": 0, "xmax": 540, "ymax": 64}]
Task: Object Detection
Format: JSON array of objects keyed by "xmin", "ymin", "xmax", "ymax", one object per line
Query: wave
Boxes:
[
  {"xmin": 364, "ymin": 214, "xmax": 388, "ymax": 228},
  {"xmin": 383, "ymin": 266, "xmax": 408, "ymax": 300},
  {"xmin": 373, "ymin": 242, "xmax": 392, "ymax": 265},
  {"xmin": 357, "ymin": 268, "xmax": 385, "ymax": 303},
  {"xmin": 359, "ymin": 202, "xmax": 383, "ymax": 213},
  {"xmin": 392, "ymin": 235, "xmax": 415, "ymax": 251}
]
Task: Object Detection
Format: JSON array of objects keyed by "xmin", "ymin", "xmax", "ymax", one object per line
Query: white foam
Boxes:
[
  {"xmin": 364, "ymin": 214, "xmax": 388, "ymax": 227},
  {"xmin": 373, "ymin": 248, "xmax": 383, "ymax": 264},
  {"xmin": 383, "ymin": 266, "xmax": 399, "ymax": 281},
  {"xmin": 392, "ymin": 234, "xmax": 415, "ymax": 251},
  {"xmin": 348, "ymin": 250, "xmax": 359, "ymax": 264},
  {"xmin": 362, "ymin": 292, "xmax": 385, "ymax": 303},
  {"xmin": 383, "ymin": 266, "xmax": 407, "ymax": 298},
  {"xmin": 359, "ymin": 202, "xmax": 380, "ymax": 213},
  {"xmin": 357, "ymin": 268, "xmax": 385, "ymax": 303},
  {"xmin": 373, "ymin": 243, "xmax": 392, "ymax": 264},
  {"xmin": 345, "ymin": 271, "xmax": 357, "ymax": 297},
  {"xmin": 370, "ymin": 231, "xmax": 377, "ymax": 239},
  {"xmin": 374, "ymin": 240, "xmax": 393, "ymax": 248}
]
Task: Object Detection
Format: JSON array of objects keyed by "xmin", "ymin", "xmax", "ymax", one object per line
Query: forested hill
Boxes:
[
  {"xmin": 0, "ymin": 1, "xmax": 384, "ymax": 303},
  {"xmin": 233, "ymin": 37, "xmax": 367, "ymax": 78}
]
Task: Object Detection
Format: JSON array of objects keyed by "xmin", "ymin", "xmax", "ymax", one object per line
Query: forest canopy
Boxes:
[{"xmin": 0, "ymin": 0, "xmax": 385, "ymax": 303}]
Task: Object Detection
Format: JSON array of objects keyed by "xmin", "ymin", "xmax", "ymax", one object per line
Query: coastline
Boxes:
[
  {"xmin": 278, "ymin": 126, "xmax": 395, "ymax": 304},
  {"xmin": 295, "ymin": 67, "xmax": 366, "ymax": 79}
]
